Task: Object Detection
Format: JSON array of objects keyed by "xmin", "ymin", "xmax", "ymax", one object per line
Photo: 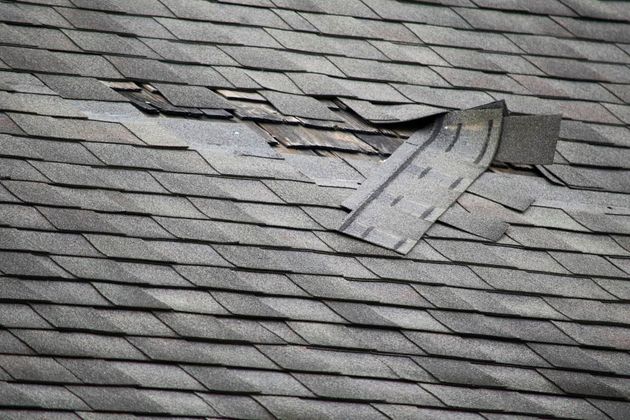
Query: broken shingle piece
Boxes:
[
  {"xmin": 339, "ymin": 104, "xmax": 505, "ymax": 254},
  {"xmin": 494, "ymin": 114, "xmax": 561, "ymax": 165}
]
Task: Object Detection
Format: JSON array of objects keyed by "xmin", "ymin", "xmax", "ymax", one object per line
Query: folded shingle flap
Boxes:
[{"xmin": 338, "ymin": 102, "xmax": 560, "ymax": 253}]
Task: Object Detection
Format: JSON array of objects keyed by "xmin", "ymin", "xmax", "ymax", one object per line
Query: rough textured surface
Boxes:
[
  {"xmin": 340, "ymin": 105, "xmax": 505, "ymax": 253},
  {"xmin": 0, "ymin": 0, "xmax": 630, "ymax": 418}
]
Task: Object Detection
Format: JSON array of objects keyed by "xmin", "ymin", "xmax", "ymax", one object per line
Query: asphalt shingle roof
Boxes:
[{"xmin": 0, "ymin": 0, "xmax": 630, "ymax": 418}]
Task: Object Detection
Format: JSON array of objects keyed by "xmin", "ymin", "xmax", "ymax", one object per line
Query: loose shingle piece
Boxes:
[
  {"xmin": 0, "ymin": 0, "xmax": 629, "ymax": 418},
  {"xmin": 339, "ymin": 104, "xmax": 506, "ymax": 254},
  {"xmin": 494, "ymin": 114, "xmax": 561, "ymax": 164}
]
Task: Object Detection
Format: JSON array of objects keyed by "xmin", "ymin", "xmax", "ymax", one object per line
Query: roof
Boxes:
[{"xmin": 0, "ymin": 0, "xmax": 630, "ymax": 418}]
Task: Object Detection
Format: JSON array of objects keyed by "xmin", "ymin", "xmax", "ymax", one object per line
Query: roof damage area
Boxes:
[
  {"xmin": 339, "ymin": 102, "xmax": 561, "ymax": 253},
  {"xmin": 0, "ymin": 0, "xmax": 630, "ymax": 419}
]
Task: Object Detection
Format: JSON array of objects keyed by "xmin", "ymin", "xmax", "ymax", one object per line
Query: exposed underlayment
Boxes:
[{"xmin": 1, "ymin": 0, "xmax": 630, "ymax": 418}]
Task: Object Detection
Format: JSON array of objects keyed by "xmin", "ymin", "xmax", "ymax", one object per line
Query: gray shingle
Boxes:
[
  {"xmin": 163, "ymin": 0, "xmax": 288, "ymax": 28},
  {"xmin": 371, "ymin": 40, "xmax": 448, "ymax": 66},
  {"xmin": 215, "ymin": 245, "xmax": 375, "ymax": 277},
  {"xmin": 0, "ymin": 204, "xmax": 53, "ymax": 229},
  {"xmin": 68, "ymin": 386, "xmax": 215, "ymax": 416},
  {"xmin": 553, "ymin": 16, "xmax": 630, "ymax": 43},
  {"xmin": 364, "ymin": 0, "xmax": 469, "ymax": 27},
  {"xmin": 554, "ymin": 322, "xmax": 630, "ymax": 351},
  {"xmin": 259, "ymin": 345, "xmax": 403, "ymax": 379},
  {"xmin": 406, "ymin": 24, "xmax": 521, "ymax": 52},
  {"xmin": 49, "ymin": 51, "xmax": 123, "ymax": 79},
  {"xmin": 0, "ymin": 66, "xmax": 38, "ymax": 92},
  {"xmin": 191, "ymin": 198, "xmax": 319, "ymax": 229},
  {"xmin": 262, "ymin": 91, "xmax": 342, "ymax": 121},
  {"xmin": 256, "ymin": 396, "xmax": 386, "ymax": 420},
  {"xmin": 0, "ymin": 355, "xmax": 79, "ymax": 383},
  {"xmin": 420, "ymin": 385, "xmax": 539, "ymax": 414},
  {"xmin": 293, "ymin": 321, "xmax": 424, "ymax": 354},
  {"xmin": 0, "ymin": 303, "xmax": 49, "ymax": 329},
  {"xmin": 37, "ymin": 75, "xmax": 126, "ymax": 102},
  {"xmin": 84, "ymin": 143, "xmax": 215, "ymax": 173},
  {"xmin": 188, "ymin": 366, "xmax": 313, "ymax": 395},
  {"xmin": 527, "ymin": 56, "xmax": 630, "ymax": 83},
  {"xmin": 106, "ymin": 56, "xmax": 184, "ymax": 83},
  {"xmin": 0, "ymin": 227, "xmax": 100, "ymax": 257},
  {"xmin": 141, "ymin": 38, "xmax": 236, "ymax": 65},
  {"xmin": 159, "ymin": 312, "xmax": 282, "ymax": 343},
  {"xmin": 176, "ymin": 265, "xmax": 305, "ymax": 295},
  {"xmin": 38, "ymin": 207, "xmax": 172, "ymax": 238},
  {"xmin": 158, "ymin": 18, "xmax": 281, "ymax": 48},
  {"xmin": 0, "ymin": 46, "xmax": 73, "ymax": 74},
  {"xmin": 12, "ymin": 330, "xmax": 145, "ymax": 359},
  {"xmin": 331, "ymin": 56, "xmax": 448, "ymax": 86},
  {"xmin": 272, "ymin": 0, "xmax": 378, "ymax": 17},
  {"xmin": 60, "ymin": 359, "xmax": 201, "ymax": 390},
  {"xmin": 327, "ymin": 301, "xmax": 447, "ymax": 331},
  {"xmin": 589, "ymin": 399, "xmax": 630, "ymax": 420},
  {"xmin": 7, "ymin": 383, "xmax": 89, "ymax": 410},
  {"xmin": 62, "ymin": 29, "xmax": 158, "ymax": 57},
  {"xmin": 472, "ymin": 266, "xmax": 613, "ymax": 299},
  {"xmin": 374, "ymin": 404, "xmax": 484, "ymax": 420},
  {"xmin": 0, "ymin": 92, "xmax": 85, "ymax": 118},
  {"xmin": 0, "ymin": 330, "xmax": 32, "ymax": 354},
  {"xmin": 0, "ymin": 158, "xmax": 46, "ymax": 182},
  {"xmin": 9, "ymin": 114, "xmax": 142, "ymax": 144},
  {"xmin": 494, "ymin": 114, "xmax": 560, "ymax": 165},
  {"xmin": 52, "ymin": 255, "xmax": 188, "ymax": 286},
  {"xmin": 69, "ymin": 0, "xmax": 174, "ymax": 16},
  {"xmin": 433, "ymin": 67, "xmax": 528, "ymax": 93},
  {"xmin": 267, "ymin": 28, "xmax": 386, "ymax": 60},
  {"xmin": 0, "ymin": 250, "xmax": 70, "ymax": 278},
  {"xmin": 415, "ymin": 356, "xmax": 557, "ymax": 392},
  {"xmin": 420, "ymin": 286, "xmax": 565, "ymax": 319},
  {"xmin": 545, "ymin": 297, "xmax": 630, "ymax": 324},
  {"xmin": 263, "ymin": 179, "xmax": 352, "ymax": 206},
  {"xmin": 156, "ymin": 217, "xmax": 330, "ymax": 250},
  {"xmin": 294, "ymin": 373, "xmax": 442, "ymax": 405},
  {"xmin": 529, "ymin": 343, "xmax": 630, "ymax": 375},
  {"xmin": 128, "ymin": 337, "xmax": 276, "ymax": 368},
  {"xmin": 151, "ymin": 83, "xmax": 233, "ymax": 108},
  {"xmin": 199, "ymin": 394, "xmax": 273, "ymax": 420},
  {"xmin": 31, "ymin": 161, "xmax": 166, "ymax": 193},
  {"xmin": 359, "ymin": 258, "xmax": 488, "ymax": 288},
  {"xmin": 430, "ymin": 310, "xmax": 574, "ymax": 344},
  {"xmin": 406, "ymin": 331, "xmax": 550, "ymax": 366},
  {"xmin": 455, "ymin": 7, "xmax": 570, "ymax": 36},
  {"xmin": 302, "ymin": 13, "xmax": 419, "ymax": 43},
  {"xmin": 550, "ymin": 251, "xmax": 628, "ymax": 277},
  {"xmin": 84, "ymin": 234, "xmax": 229, "ymax": 265}
]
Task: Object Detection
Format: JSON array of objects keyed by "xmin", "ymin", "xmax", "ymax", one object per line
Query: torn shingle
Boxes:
[
  {"xmin": 0, "ymin": 0, "xmax": 629, "ymax": 417},
  {"xmin": 339, "ymin": 104, "xmax": 506, "ymax": 253}
]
